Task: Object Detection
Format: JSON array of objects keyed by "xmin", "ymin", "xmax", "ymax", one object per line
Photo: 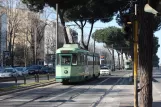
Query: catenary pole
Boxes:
[
  {"xmin": 56, "ymin": 3, "xmax": 58, "ymax": 50},
  {"xmin": 134, "ymin": 4, "xmax": 138, "ymax": 107}
]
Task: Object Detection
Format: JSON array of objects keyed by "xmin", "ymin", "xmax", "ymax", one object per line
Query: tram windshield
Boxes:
[{"xmin": 61, "ymin": 55, "xmax": 71, "ymax": 65}]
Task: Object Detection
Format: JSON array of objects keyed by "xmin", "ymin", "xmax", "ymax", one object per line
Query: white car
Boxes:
[
  {"xmin": 100, "ymin": 66, "xmax": 111, "ymax": 76},
  {"xmin": 0, "ymin": 68, "xmax": 18, "ymax": 77}
]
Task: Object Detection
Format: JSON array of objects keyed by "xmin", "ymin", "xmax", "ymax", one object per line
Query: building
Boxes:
[
  {"xmin": 0, "ymin": 13, "xmax": 7, "ymax": 67},
  {"xmin": 0, "ymin": 7, "xmax": 42, "ymax": 66},
  {"xmin": 0, "ymin": 6, "xmax": 78, "ymax": 66}
]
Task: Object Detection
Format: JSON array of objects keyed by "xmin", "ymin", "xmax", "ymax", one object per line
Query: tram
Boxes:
[
  {"xmin": 124, "ymin": 60, "xmax": 132, "ymax": 70},
  {"xmin": 55, "ymin": 44, "xmax": 100, "ymax": 84}
]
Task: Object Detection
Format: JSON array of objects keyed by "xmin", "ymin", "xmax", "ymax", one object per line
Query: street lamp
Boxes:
[{"xmin": 144, "ymin": 4, "xmax": 159, "ymax": 15}]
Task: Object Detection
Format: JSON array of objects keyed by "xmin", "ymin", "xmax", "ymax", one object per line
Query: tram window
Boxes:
[
  {"xmin": 72, "ymin": 54, "xmax": 77, "ymax": 65},
  {"xmin": 61, "ymin": 56, "xmax": 71, "ymax": 65}
]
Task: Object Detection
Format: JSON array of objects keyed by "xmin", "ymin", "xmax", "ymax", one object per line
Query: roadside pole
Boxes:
[
  {"xmin": 56, "ymin": 3, "xmax": 58, "ymax": 50},
  {"xmin": 112, "ymin": 44, "xmax": 115, "ymax": 71},
  {"xmin": 94, "ymin": 37, "xmax": 95, "ymax": 53},
  {"xmin": 34, "ymin": 26, "xmax": 37, "ymax": 65},
  {"xmin": 134, "ymin": 4, "xmax": 138, "ymax": 107},
  {"xmin": 93, "ymin": 37, "xmax": 96, "ymax": 75}
]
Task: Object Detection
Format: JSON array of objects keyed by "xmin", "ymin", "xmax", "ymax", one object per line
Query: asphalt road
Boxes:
[
  {"xmin": 0, "ymin": 71, "xmax": 130, "ymax": 107},
  {"xmin": 152, "ymin": 69, "xmax": 161, "ymax": 107}
]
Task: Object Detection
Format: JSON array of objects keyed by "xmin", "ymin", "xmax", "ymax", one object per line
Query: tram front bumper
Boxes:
[{"xmin": 56, "ymin": 76, "xmax": 70, "ymax": 82}]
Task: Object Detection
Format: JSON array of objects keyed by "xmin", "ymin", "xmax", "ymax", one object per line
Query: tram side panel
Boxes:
[
  {"xmin": 56, "ymin": 52, "xmax": 100, "ymax": 83},
  {"xmin": 70, "ymin": 53, "xmax": 85, "ymax": 82}
]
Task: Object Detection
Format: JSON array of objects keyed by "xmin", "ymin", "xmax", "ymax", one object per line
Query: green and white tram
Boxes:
[
  {"xmin": 56, "ymin": 44, "xmax": 100, "ymax": 84},
  {"xmin": 124, "ymin": 60, "xmax": 132, "ymax": 70}
]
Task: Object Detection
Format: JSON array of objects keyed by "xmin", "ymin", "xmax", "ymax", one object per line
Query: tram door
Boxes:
[{"xmin": 84, "ymin": 54, "xmax": 89, "ymax": 77}]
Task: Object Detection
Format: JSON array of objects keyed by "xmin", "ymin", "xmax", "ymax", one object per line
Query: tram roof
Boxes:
[
  {"xmin": 56, "ymin": 44, "xmax": 87, "ymax": 53},
  {"xmin": 56, "ymin": 44, "xmax": 99, "ymax": 56}
]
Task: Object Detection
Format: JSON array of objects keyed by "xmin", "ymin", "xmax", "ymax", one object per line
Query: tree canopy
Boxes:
[
  {"xmin": 22, "ymin": 0, "xmax": 128, "ymax": 50},
  {"xmin": 153, "ymin": 36, "xmax": 160, "ymax": 67},
  {"xmin": 92, "ymin": 26, "xmax": 129, "ymax": 53}
]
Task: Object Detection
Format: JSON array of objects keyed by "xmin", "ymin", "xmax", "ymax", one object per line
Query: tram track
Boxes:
[
  {"xmin": 0, "ymin": 72, "xmax": 131, "ymax": 107},
  {"xmin": 53, "ymin": 77, "xmax": 112, "ymax": 107},
  {"xmin": 0, "ymin": 83, "xmax": 66, "ymax": 102},
  {"xmin": 52, "ymin": 72, "xmax": 131, "ymax": 107},
  {"xmin": 14, "ymin": 78, "xmax": 105, "ymax": 107},
  {"xmin": 0, "ymin": 77, "xmax": 106, "ymax": 107}
]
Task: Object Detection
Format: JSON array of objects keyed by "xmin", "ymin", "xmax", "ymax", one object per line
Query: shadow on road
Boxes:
[
  {"xmin": 153, "ymin": 102, "xmax": 161, "ymax": 107},
  {"xmin": 63, "ymin": 76, "xmax": 132, "ymax": 86}
]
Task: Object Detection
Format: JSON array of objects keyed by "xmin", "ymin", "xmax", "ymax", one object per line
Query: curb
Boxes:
[{"xmin": 0, "ymin": 80, "xmax": 56, "ymax": 96}]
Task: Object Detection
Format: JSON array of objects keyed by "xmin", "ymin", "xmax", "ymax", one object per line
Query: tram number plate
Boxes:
[{"xmin": 64, "ymin": 67, "xmax": 68, "ymax": 69}]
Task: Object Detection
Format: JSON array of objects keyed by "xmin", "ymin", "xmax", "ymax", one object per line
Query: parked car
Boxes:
[
  {"xmin": 100, "ymin": 65, "xmax": 111, "ymax": 76},
  {"xmin": 0, "ymin": 68, "xmax": 18, "ymax": 77},
  {"xmin": 15, "ymin": 67, "xmax": 28, "ymax": 76},
  {"xmin": 0, "ymin": 67, "xmax": 4, "ymax": 72},
  {"xmin": 22, "ymin": 67, "xmax": 29, "ymax": 75},
  {"xmin": 27, "ymin": 65, "xmax": 43, "ymax": 75},
  {"xmin": 40, "ymin": 66, "xmax": 55, "ymax": 74}
]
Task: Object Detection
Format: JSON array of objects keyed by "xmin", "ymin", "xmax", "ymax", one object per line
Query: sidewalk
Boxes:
[
  {"xmin": 119, "ymin": 85, "xmax": 133, "ymax": 107},
  {"xmin": 97, "ymin": 70, "xmax": 161, "ymax": 107}
]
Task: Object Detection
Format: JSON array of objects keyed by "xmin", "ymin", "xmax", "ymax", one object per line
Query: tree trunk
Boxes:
[
  {"xmin": 31, "ymin": 45, "xmax": 35, "ymax": 65},
  {"xmin": 139, "ymin": 0, "xmax": 155, "ymax": 106},
  {"xmin": 117, "ymin": 51, "xmax": 120, "ymax": 70},
  {"xmin": 61, "ymin": 20, "xmax": 69, "ymax": 44},
  {"xmin": 86, "ymin": 21, "xmax": 94, "ymax": 50},
  {"xmin": 80, "ymin": 26, "xmax": 87, "ymax": 49},
  {"xmin": 59, "ymin": 10, "xmax": 69, "ymax": 44},
  {"xmin": 125, "ymin": 53, "xmax": 128, "ymax": 60},
  {"xmin": 11, "ymin": 34, "xmax": 16, "ymax": 67},
  {"xmin": 112, "ymin": 45, "xmax": 115, "ymax": 71},
  {"xmin": 121, "ymin": 50, "xmax": 124, "ymax": 69}
]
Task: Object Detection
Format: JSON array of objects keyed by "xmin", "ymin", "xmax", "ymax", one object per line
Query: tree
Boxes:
[
  {"xmin": 14, "ymin": 44, "xmax": 25, "ymax": 66},
  {"xmin": 64, "ymin": 0, "xmax": 129, "ymax": 50},
  {"xmin": 22, "ymin": 0, "xmax": 128, "ymax": 50},
  {"xmin": 153, "ymin": 36, "xmax": 160, "ymax": 67},
  {"xmin": 24, "ymin": 8, "xmax": 52, "ymax": 64},
  {"xmin": 0, "ymin": 0, "xmax": 27, "ymax": 66},
  {"xmin": 92, "ymin": 26, "xmax": 129, "ymax": 69},
  {"xmin": 64, "ymin": 0, "xmax": 112, "ymax": 50},
  {"xmin": 116, "ymin": 1, "xmax": 161, "ymax": 106},
  {"xmin": 22, "ymin": 0, "xmax": 89, "ymax": 44},
  {"xmin": 138, "ymin": 1, "xmax": 160, "ymax": 106}
]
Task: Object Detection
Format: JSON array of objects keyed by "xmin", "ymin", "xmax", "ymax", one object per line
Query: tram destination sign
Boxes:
[{"xmin": 61, "ymin": 50, "xmax": 73, "ymax": 53}]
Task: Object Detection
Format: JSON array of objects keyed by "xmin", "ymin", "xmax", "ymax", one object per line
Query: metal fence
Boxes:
[{"xmin": 0, "ymin": 73, "xmax": 55, "ymax": 89}]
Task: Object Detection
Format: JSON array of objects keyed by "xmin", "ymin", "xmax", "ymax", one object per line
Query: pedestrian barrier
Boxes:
[{"xmin": 0, "ymin": 73, "xmax": 55, "ymax": 90}]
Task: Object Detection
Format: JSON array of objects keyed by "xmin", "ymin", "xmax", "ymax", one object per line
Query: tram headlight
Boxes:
[{"xmin": 64, "ymin": 70, "xmax": 68, "ymax": 74}]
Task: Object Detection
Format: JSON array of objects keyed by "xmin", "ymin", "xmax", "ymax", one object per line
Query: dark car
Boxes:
[
  {"xmin": 27, "ymin": 65, "xmax": 43, "ymax": 75},
  {"xmin": 40, "ymin": 66, "xmax": 55, "ymax": 74}
]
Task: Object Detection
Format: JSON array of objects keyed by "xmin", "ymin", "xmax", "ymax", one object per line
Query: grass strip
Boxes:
[{"xmin": 0, "ymin": 79, "xmax": 55, "ymax": 92}]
